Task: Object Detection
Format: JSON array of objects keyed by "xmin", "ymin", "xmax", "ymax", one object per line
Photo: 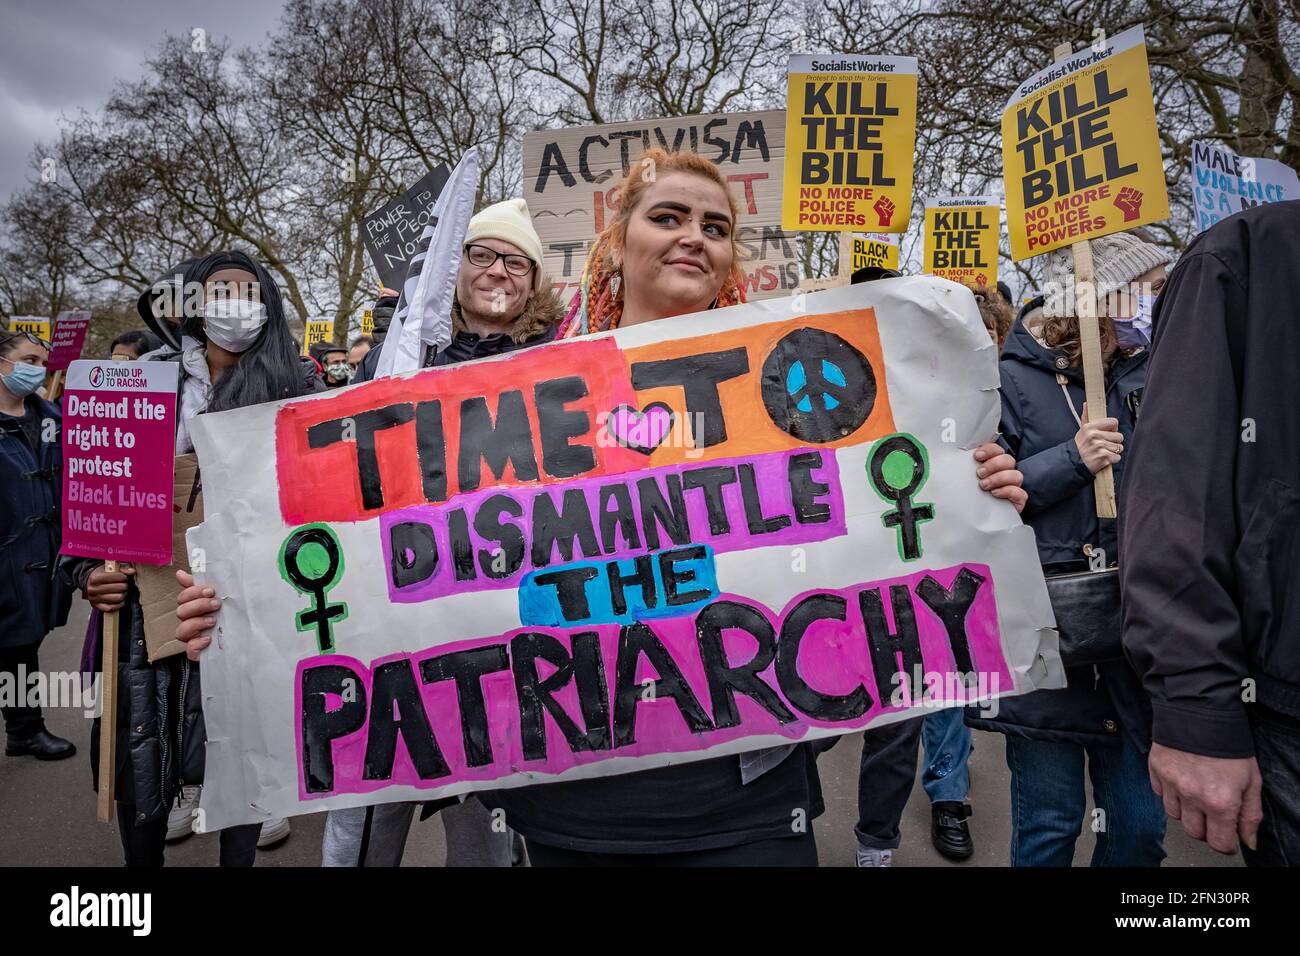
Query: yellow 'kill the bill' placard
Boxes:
[
  {"xmin": 9, "ymin": 316, "xmax": 51, "ymax": 340},
  {"xmin": 302, "ymin": 319, "xmax": 335, "ymax": 356},
  {"xmin": 922, "ymin": 196, "xmax": 1000, "ymax": 288},
  {"xmin": 783, "ymin": 54, "xmax": 918, "ymax": 233},
  {"xmin": 1002, "ymin": 25, "xmax": 1169, "ymax": 260},
  {"xmin": 851, "ymin": 233, "xmax": 900, "ymax": 272}
]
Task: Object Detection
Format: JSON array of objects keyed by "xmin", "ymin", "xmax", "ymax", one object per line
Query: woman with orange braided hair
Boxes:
[{"xmin": 488, "ymin": 149, "xmax": 1030, "ymax": 867}]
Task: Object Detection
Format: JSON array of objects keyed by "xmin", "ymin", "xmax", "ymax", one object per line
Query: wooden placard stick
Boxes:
[
  {"xmin": 1054, "ymin": 40, "xmax": 1117, "ymax": 519},
  {"xmin": 838, "ymin": 232, "xmax": 855, "ymax": 280},
  {"xmin": 96, "ymin": 558, "xmax": 120, "ymax": 823}
]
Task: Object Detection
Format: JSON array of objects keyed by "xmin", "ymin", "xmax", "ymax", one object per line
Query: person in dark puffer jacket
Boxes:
[
  {"xmin": 71, "ymin": 250, "xmax": 320, "ymax": 866},
  {"xmin": 968, "ymin": 230, "xmax": 1171, "ymax": 867}
]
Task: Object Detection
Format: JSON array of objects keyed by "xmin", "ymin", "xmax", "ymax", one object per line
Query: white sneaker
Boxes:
[
  {"xmin": 855, "ymin": 845, "xmax": 894, "ymax": 867},
  {"xmin": 257, "ymin": 817, "xmax": 291, "ymax": 848},
  {"xmin": 167, "ymin": 785, "xmax": 201, "ymax": 842}
]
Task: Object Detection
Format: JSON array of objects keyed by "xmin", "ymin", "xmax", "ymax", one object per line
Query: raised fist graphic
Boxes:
[
  {"xmin": 1114, "ymin": 186, "xmax": 1144, "ymax": 222},
  {"xmin": 874, "ymin": 196, "xmax": 896, "ymax": 227}
]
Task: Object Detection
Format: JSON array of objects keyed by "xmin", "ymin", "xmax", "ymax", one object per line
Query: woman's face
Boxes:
[
  {"xmin": 1105, "ymin": 264, "xmax": 1167, "ymax": 320},
  {"xmin": 456, "ymin": 238, "xmax": 532, "ymax": 323},
  {"xmin": 204, "ymin": 266, "xmax": 260, "ymax": 306},
  {"xmin": 2, "ymin": 338, "xmax": 49, "ymax": 372},
  {"xmin": 621, "ymin": 172, "xmax": 735, "ymax": 321}
]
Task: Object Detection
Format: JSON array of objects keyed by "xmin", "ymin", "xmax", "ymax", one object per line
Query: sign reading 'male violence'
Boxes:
[{"xmin": 188, "ymin": 277, "xmax": 1061, "ymax": 830}]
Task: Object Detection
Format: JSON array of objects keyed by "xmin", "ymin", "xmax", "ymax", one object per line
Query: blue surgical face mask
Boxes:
[
  {"xmin": 1, "ymin": 357, "xmax": 46, "ymax": 397},
  {"xmin": 1113, "ymin": 317, "xmax": 1150, "ymax": 350},
  {"xmin": 1134, "ymin": 293, "xmax": 1157, "ymax": 335}
]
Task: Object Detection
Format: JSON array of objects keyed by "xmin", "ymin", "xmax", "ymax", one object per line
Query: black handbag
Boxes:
[
  {"xmin": 1043, "ymin": 375, "xmax": 1126, "ymax": 668},
  {"xmin": 1045, "ymin": 566, "xmax": 1125, "ymax": 667}
]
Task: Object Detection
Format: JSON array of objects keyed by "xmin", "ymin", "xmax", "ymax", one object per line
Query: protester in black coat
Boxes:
[
  {"xmin": 75, "ymin": 250, "xmax": 319, "ymax": 866},
  {"xmin": 969, "ymin": 230, "xmax": 1171, "ymax": 867},
  {"xmin": 0, "ymin": 330, "xmax": 75, "ymax": 759},
  {"xmin": 1120, "ymin": 201, "xmax": 1300, "ymax": 864}
]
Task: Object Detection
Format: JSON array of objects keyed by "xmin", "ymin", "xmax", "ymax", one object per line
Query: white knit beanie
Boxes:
[
  {"xmin": 1042, "ymin": 231, "xmax": 1171, "ymax": 318},
  {"xmin": 464, "ymin": 198, "xmax": 546, "ymax": 291}
]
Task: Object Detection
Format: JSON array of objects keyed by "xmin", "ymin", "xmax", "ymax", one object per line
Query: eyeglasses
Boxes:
[
  {"xmin": 3, "ymin": 330, "xmax": 51, "ymax": 350},
  {"xmin": 464, "ymin": 243, "xmax": 535, "ymax": 277}
]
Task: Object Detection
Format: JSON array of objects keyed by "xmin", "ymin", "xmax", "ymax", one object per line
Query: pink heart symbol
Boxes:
[{"xmin": 606, "ymin": 402, "xmax": 675, "ymax": 455}]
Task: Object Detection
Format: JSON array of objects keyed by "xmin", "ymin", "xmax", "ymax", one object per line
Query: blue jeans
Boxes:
[
  {"xmin": 921, "ymin": 708, "xmax": 971, "ymax": 804},
  {"xmin": 1005, "ymin": 734, "xmax": 1166, "ymax": 866}
]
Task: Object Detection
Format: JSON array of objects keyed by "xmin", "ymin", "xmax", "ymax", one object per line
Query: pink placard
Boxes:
[
  {"xmin": 47, "ymin": 311, "xmax": 92, "ymax": 372},
  {"xmin": 60, "ymin": 359, "xmax": 179, "ymax": 564}
]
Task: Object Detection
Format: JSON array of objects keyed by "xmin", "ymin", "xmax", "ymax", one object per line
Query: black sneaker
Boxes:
[{"xmin": 931, "ymin": 801, "xmax": 974, "ymax": 861}]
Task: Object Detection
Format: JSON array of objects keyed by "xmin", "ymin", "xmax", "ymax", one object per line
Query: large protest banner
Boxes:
[
  {"xmin": 923, "ymin": 196, "xmax": 1000, "ymax": 288},
  {"xmin": 782, "ymin": 55, "xmax": 918, "ymax": 233},
  {"xmin": 9, "ymin": 315, "xmax": 51, "ymax": 340},
  {"xmin": 1191, "ymin": 140, "xmax": 1300, "ymax": 234},
  {"xmin": 362, "ymin": 165, "xmax": 451, "ymax": 291},
  {"xmin": 1003, "ymin": 26, "xmax": 1169, "ymax": 260},
  {"xmin": 187, "ymin": 277, "xmax": 1061, "ymax": 829},
  {"xmin": 522, "ymin": 111, "xmax": 800, "ymax": 300}
]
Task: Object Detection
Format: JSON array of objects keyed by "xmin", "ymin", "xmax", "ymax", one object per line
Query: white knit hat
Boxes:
[
  {"xmin": 464, "ymin": 198, "xmax": 546, "ymax": 291},
  {"xmin": 1042, "ymin": 231, "xmax": 1172, "ymax": 318}
]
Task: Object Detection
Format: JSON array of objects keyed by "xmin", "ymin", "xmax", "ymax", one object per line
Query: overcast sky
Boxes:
[{"xmin": 0, "ymin": 0, "xmax": 286, "ymax": 203}]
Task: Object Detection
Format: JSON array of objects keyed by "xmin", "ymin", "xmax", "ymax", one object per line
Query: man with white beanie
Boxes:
[
  {"xmin": 354, "ymin": 197, "xmax": 560, "ymax": 383},
  {"xmin": 333, "ymin": 198, "xmax": 561, "ymax": 866}
]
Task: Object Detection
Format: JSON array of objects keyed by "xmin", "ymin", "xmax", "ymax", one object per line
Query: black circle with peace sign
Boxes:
[{"xmin": 761, "ymin": 328, "xmax": 877, "ymax": 443}]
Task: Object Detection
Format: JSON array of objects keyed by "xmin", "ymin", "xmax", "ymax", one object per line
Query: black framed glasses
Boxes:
[
  {"xmin": 464, "ymin": 243, "xmax": 535, "ymax": 277},
  {"xmin": 3, "ymin": 330, "xmax": 51, "ymax": 350}
]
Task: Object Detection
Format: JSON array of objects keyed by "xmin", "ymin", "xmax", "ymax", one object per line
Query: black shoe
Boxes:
[
  {"xmin": 931, "ymin": 801, "xmax": 974, "ymax": 860},
  {"xmin": 5, "ymin": 728, "xmax": 76, "ymax": 760}
]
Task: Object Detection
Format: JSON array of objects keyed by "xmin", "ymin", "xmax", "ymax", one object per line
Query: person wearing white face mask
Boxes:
[
  {"xmin": 65, "ymin": 251, "xmax": 321, "ymax": 866},
  {"xmin": 1, "ymin": 329, "xmax": 77, "ymax": 761}
]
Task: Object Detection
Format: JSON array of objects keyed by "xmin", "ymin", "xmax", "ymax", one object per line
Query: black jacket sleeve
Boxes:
[{"xmin": 1119, "ymin": 245, "xmax": 1254, "ymax": 758}]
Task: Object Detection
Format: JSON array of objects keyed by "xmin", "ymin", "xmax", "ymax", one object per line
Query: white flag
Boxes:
[{"xmin": 374, "ymin": 147, "xmax": 481, "ymax": 377}]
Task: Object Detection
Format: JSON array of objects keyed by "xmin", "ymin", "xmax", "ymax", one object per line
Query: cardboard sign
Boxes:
[
  {"xmin": 1003, "ymin": 26, "xmax": 1169, "ymax": 259},
  {"xmin": 922, "ymin": 197, "xmax": 1000, "ymax": 288},
  {"xmin": 1191, "ymin": 140, "xmax": 1300, "ymax": 234},
  {"xmin": 47, "ymin": 311, "xmax": 93, "ymax": 372},
  {"xmin": 782, "ymin": 55, "xmax": 918, "ymax": 233},
  {"xmin": 61, "ymin": 360, "xmax": 178, "ymax": 564},
  {"xmin": 523, "ymin": 111, "xmax": 801, "ymax": 300},
  {"xmin": 851, "ymin": 233, "xmax": 900, "ymax": 273},
  {"xmin": 186, "ymin": 276, "xmax": 1061, "ymax": 830},
  {"xmin": 8, "ymin": 316, "xmax": 51, "ymax": 341},
  {"xmin": 302, "ymin": 320, "xmax": 335, "ymax": 356},
  {"xmin": 135, "ymin": 454, "xmax": 203, "ymax": 661},
  {"xmin": 362, "ymin": 165, "xmax": 452, "ymax": 290}
]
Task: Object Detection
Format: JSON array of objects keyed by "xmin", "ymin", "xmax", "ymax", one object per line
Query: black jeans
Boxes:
[
  {"xmin": 116, "ymin": 802, "xmax": 263, "ymax": 867},
  {"xmin": 1243, "ymin": 704, "xmax": 1300, "ymax": 867},
  {"xmin": 524, "ymin": 833, "xmax": 818, "ymax": 867},
  {"xmin": 855, "ymin": 716, "xmax": 923, "ymax": 850},
  {"xmin": 0, "ymin": 641, "xmax": 43, "ymax": 737}
]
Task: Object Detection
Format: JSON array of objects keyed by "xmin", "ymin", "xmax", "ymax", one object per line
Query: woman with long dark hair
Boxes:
[{"xmin": 74, "ymin": 249, "xmax": 320, "ymax": 865}]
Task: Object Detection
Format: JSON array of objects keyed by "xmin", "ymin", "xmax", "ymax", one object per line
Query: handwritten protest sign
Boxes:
[
  {"xmin": 187, "ymin": 277, "xmax": 1061, "ymax": 829},
  {"xmin": 782, "ymin": 55, "xmax": 918, "ymax": 233},
  {"xmin": 8, "ymin": 316, "xmax": 51, "ymax": 341},
  {"xmin": 60, "ymin": 360, "xmax": 178, "ymax": 564},
  {"xmin": 1003, "ymin": 26, "xmax": 1169, "ymax": 260},
  {"xmin": 923, "ymin": 196, "xmax": 1000, "ymax": 288},
  {"xmin": 46, "ymin": 311, "xmax": 93, "ymax": 372},
  {"xmin": 852, "ymin": 233, "xmax": 900, "ymax": 273},
  {"xmin": 1191, "ymin": 140, "xmax": 1300, "ymax": 234},
  {"xmin": 302, "ymin": 319, "xmax": 335, "ymax": 356},
  {"xmin": 523, "ymin": 111, "xmax": 800, "ymax": 300},
  {"xmin": 362, "ymin": 165, "xmax": 451, "ymax": 291}
]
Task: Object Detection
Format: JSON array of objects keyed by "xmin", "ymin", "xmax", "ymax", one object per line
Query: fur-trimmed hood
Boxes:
[{"xmin": 451, "ymin": 284, "xmax": 564, "ymax": 344}]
